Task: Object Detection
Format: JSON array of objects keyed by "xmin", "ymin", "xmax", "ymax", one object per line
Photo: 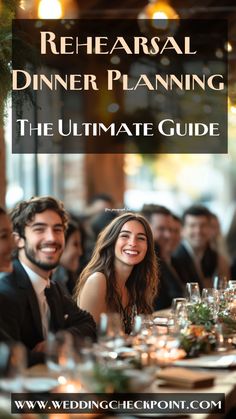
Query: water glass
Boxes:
[
  {"xmin": 213, "ymin": 276, "xmax": 228, "ymax": 290},
  {"xmin": 171, "ymin": 298, "xmax": 187, "ymax": 316},
  {"xmin": 202, "ymin": 288, "xmax": 219, "ymax": 319},
  {"xmin": 214, "ymin": 323, "xmax": 230, "ymax": 352},
  {"xmin": 46, "ymin": 331, "xmax": 76, "ymax": 379},
  {"xmin": 228, "ymin": 297, "xmax": 236, "ymax": 320},
  {"xmin": 0, "ymin": 342, "xmax": 26, "ymax": 392},
  {"xmin": 218, "ymin": 288, "xmax": 231, "ymax": 313},
  {"xmin": 186, "ymin": 282, "xmax": 201, "ymax": 303},
  {"xmin": 98, "ymin": 313, "xmax": 125, "ymax": 350},
  {"xmin": 155, "ymin": 324, "xmax": 183, "ymax": 364},
  {"xmin": 228, "ymin": 280, "xmax": 236, "ymax": 290},
  {"xmin": 6, "ymin": 342, "xmax": 26, "ymax": 378},
  {"xmin": 172, "ymin": 302, "xmax": 189, "ymax": 333}
]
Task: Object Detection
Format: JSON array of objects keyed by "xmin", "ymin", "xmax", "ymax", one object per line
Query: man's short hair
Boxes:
[
  {"xmin": 10, "ymin": 196, "xmax": 68, "ymax": 238},
  {"xmin": 89, "ymin": 193, "xmax": 113, "ymax": 205},
  {"xmin": 172, "ymin": 213, "xmax": 182, "ymax": 224},
  {"xmin": 0, "ymin": 207, "xmax": 7, "ymax": 216},
  {"xmin": 182, "ymin": 205, "xmax": 212, "ymax": 224},
  {"xmin": 142, "ymin": 204, "xmax": 172, "ymax": 221}
]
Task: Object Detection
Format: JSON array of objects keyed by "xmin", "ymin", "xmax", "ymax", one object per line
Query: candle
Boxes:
[{"xmin": 53, "ymin": 379, "xmax": 82, "ymax": 393}]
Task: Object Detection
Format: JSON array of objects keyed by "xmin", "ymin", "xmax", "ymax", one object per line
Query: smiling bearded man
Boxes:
[{"xmin": 0, "ymin": 196, "xmax": 96, "ymax": 365}]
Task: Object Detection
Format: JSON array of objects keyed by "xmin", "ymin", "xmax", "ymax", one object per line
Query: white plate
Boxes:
[
  {"xmin": 174, "ymin": 354, "xmax": 236, "ymax": 369},
  {"xmin": 116, "ymin": 347, "xmax": 137, "ymax": 357},
  {"xmin": 0, "ymin": 378, "xmax": 23, "ymax": 392},
  {"xmin": 123, "ymin": 368, "xmax": 156, "ymax": 391},
  {"xmin": 23, "ymin": 377, "xmax": 58, "ymax": 392}
]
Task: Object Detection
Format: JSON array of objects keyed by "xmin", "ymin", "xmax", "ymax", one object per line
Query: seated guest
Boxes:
[
  {"xmin": 74, "ymin": 213, "xmax": 158, "ymax": 334},
  {"xmin": 171, "ymin": 214, "xmax": 182, "ymax": 252},
  {"xmin": 143, "ymin": 205, "xmax": 185, "ymax": 310},
  {"xmin": 0, "ymin": 196, "xmax": 96, "ymax": 365},
  {"xmin": 91, "ymin": 211, "xmax": 117, "ymax": 240},
  {"xmin": 0, "ymin": 320, "xmax": 12, "ymax": 342},
  {"xmin": 209, "ymin": 212, "xmax": 230, "ymax": 261},
  {"xmin": 52, "ymin": 219, "xmax": 84, "ymax": 295},
  {"xmin": 231, "ymin": 258, "xmax": 236, "ymax": 280},
  {"xmin": 172, "ymin": 205, "xmax": 230, "ymax": 290},
  {"xmin": 0, "ymin": 207, "xmax": 14, "ymax": 343},
  {"xmin": 81, "ymin": 194, "xmax": 115, "ymax": 265},
  {"xmin": 0, "ymin": 207, "xmax": 14, "ymax": 274},
  {"xmin": 86, "ymin": 193, "xmax": 114, "ymax": 217}
]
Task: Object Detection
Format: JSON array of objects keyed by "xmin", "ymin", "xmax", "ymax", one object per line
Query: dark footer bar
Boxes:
[{"xmin": 11, "ymin": 392, "xmax": 225, "ymax": 414}]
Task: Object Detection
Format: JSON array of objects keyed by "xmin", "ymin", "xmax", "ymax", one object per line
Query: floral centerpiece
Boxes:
[{"xmin": 179, "ymin": 302, "xmax": 236, "ymax": 357}]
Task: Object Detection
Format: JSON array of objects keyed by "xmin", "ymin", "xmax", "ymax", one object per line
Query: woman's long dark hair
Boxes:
[{"xmin": 74, "ymin": 212, "xmax": 159, "ymax": 314}]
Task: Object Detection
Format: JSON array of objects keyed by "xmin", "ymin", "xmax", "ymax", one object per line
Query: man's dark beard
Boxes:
[{"xmin": 24, "ymin": 243, "xmax": 60, "ymax": 271}]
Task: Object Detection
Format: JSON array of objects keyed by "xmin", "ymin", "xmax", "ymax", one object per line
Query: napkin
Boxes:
[
  {"xmin": 157, "ymin": 367, "xmax": 215, "ymax": 388},
  {"xmin": 174, "ymin": 354, "xmax": 236, "ymax": 369}
]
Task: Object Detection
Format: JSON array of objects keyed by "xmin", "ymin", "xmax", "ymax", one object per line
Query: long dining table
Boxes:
[{"xmin": 15, "ymin": 349, "xmax": 236, "ymax": 419}]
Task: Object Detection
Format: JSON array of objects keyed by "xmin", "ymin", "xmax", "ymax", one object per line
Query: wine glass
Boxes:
[
  {"xmin": 97, "ymin": 313, "xmax": 125, "ymax": 364},
  {"xmin": 98, "ymin": 313, "xmax": 124, "ymax": 346},
  {"xmin": 228, "ymin": 280, "xmax": 236, "ymax": 290},
  {"xmin": 186, "ymin": 282, "xmax": 201, "ymax": 303},
  {"xmin": 213, "ymin": 276, "xmax": 228, "ymax": 290},
  {"xmin": 46, "ymin": 331, "xmax": 76, "ymax": 380},
  {"xmin": 214, "ymin": 323, "xmax": 230, "ymax": 352},
  {"xmin": 171, "ymin": 297, "xmax": 187, "ymax": 316},
  {"xmin": 202, "ymin": 288, "xmax": 219, "ymax": 319},
  {"xmin": 155, "ymin": 319, "xmax": 183, "ymax": 364},
  {"xmin": 0, "ymin": 342, "xmax": 26, "ymax": 393},
  {"xmin": 172, "ymin": 301, "xmax": 189, "ymax": 333}
]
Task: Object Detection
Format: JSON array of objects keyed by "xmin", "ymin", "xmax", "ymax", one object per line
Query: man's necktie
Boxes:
[
  {"xmin": 40, "ymin": 290, "xmax": 49, "ymax": 339},
  {"xmin": 44, "ymin": 285, "xmax": 64, "ymax": 332}
]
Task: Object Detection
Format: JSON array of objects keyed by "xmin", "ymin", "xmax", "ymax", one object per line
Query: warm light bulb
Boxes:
[
  {"xmin": 231, "ymin": 106, "xmax": 236, "ymax": 115},
  {"xmin": 19, "ymin": 0, "xmax": 25, "ymax": 9},
  {"xmin": 225, "ymin": 42, "xmax": 233, "ymax": 52},
  {"xmin": 38, "ymin": 0, "xmax": 63, "ymax": 19},
  {"xmin": 228, "ymin": 97, "xmax": 236, "ymax": 114},
  {"xmin": 139, "ymin": 0, "xmax": 179, "ymax": 38},
  {"xmin": 144, "ymin": 0, "xmax": 179, "ymax": 21},
  {"xmin": 153, "ymin": 11, "xmax": 168, "ymax": 20}
]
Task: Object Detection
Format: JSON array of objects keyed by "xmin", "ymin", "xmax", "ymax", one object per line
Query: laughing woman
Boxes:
[{"xmin": 74, "ymin": 212, "xmax": 158, "ymax": 334}]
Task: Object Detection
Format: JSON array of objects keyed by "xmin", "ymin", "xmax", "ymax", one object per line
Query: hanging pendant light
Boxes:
[
  {"xmin": 38, "ymin": 0, "xmax": 63, "ymax": 19},
  {"xmin": 138, "ymin": 0, "xmax": 180, "ymax": 38}
]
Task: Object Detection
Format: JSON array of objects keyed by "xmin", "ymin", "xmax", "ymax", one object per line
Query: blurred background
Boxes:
[{"xmin": 0, "ymin": 0, "xmax": 236, "ymax": 233}]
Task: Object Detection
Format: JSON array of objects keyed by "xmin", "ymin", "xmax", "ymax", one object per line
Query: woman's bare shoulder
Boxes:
[
  {"xmin": 78, "ymin": 272, "xmax": 108, "ymax": 322},
  {"xmin": 85, "ymin": 272, "xmax": 107, "ymax": 288}
]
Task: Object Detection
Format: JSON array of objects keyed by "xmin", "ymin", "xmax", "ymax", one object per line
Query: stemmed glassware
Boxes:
[
  {"xmin": 0, "ymin": 342, "xmax": 26, "ymax": 392},
  {"xmin": 171, "ymin": 298, "xmax": 187, "ymax": 316},
  {"xmin": 96, "ymin": 313, "xmax": 125, "ymax": 365},
  {"xmin": 202, "ymin": 288, "xmax": 219, "ymax": 319},
  {"xmin": 46, "ymin": 331, "xmax": 76, "ymax": 380},
  {"xmin": 213, "ymin": 276, "xmax": 228, "ymax": 290},
  {"xmin": 172, "ymin": 299, "xmax": 189, "ymax": 333},
  {"xmin": 98, "ymin": 313, "xmax": 125, "ymax": 348},
  {"xmin": 228, "ymin": 280, "xmax": 236, "ymax": 290},
  {"xmin": 186, "ymin": 282, "xmax": 201, "ymax": 303}
]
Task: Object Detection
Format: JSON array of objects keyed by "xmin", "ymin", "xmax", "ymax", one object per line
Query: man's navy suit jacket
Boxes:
[{"xmin": 0, "ymin": 259, "xmax": 96, "ymax": 359}]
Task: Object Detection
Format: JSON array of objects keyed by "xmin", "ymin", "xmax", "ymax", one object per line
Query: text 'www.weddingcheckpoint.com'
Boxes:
[{"xmin": 12, "ymin": 393, "xmax": 225, "ymax": 414}]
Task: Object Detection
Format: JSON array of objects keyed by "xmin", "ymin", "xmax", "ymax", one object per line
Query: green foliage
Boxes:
[
  {"xmin": 180, "ymin": 331, "xmax": 215, "ymax": 357},
  {"xmin": 92, "ymin": 363, "xmax": 130, "ymax": 393},
  {"xmin": 0, "ymin": 1, "xmax": 38, "ymax": 119},
  {"xmin": 187, "ymin": 303, "xmax": 215, "ymax": 331},
  {"xmin": 218, "ymin": 313, "xmax": 236, "ymax": 335},
  {"xmin": 0, "ymin": 1, "xmax": 18, "ymax": 116},
  {"xmin": 180, "ymin": 302, "xmax": 236, "ymax": 356}
]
